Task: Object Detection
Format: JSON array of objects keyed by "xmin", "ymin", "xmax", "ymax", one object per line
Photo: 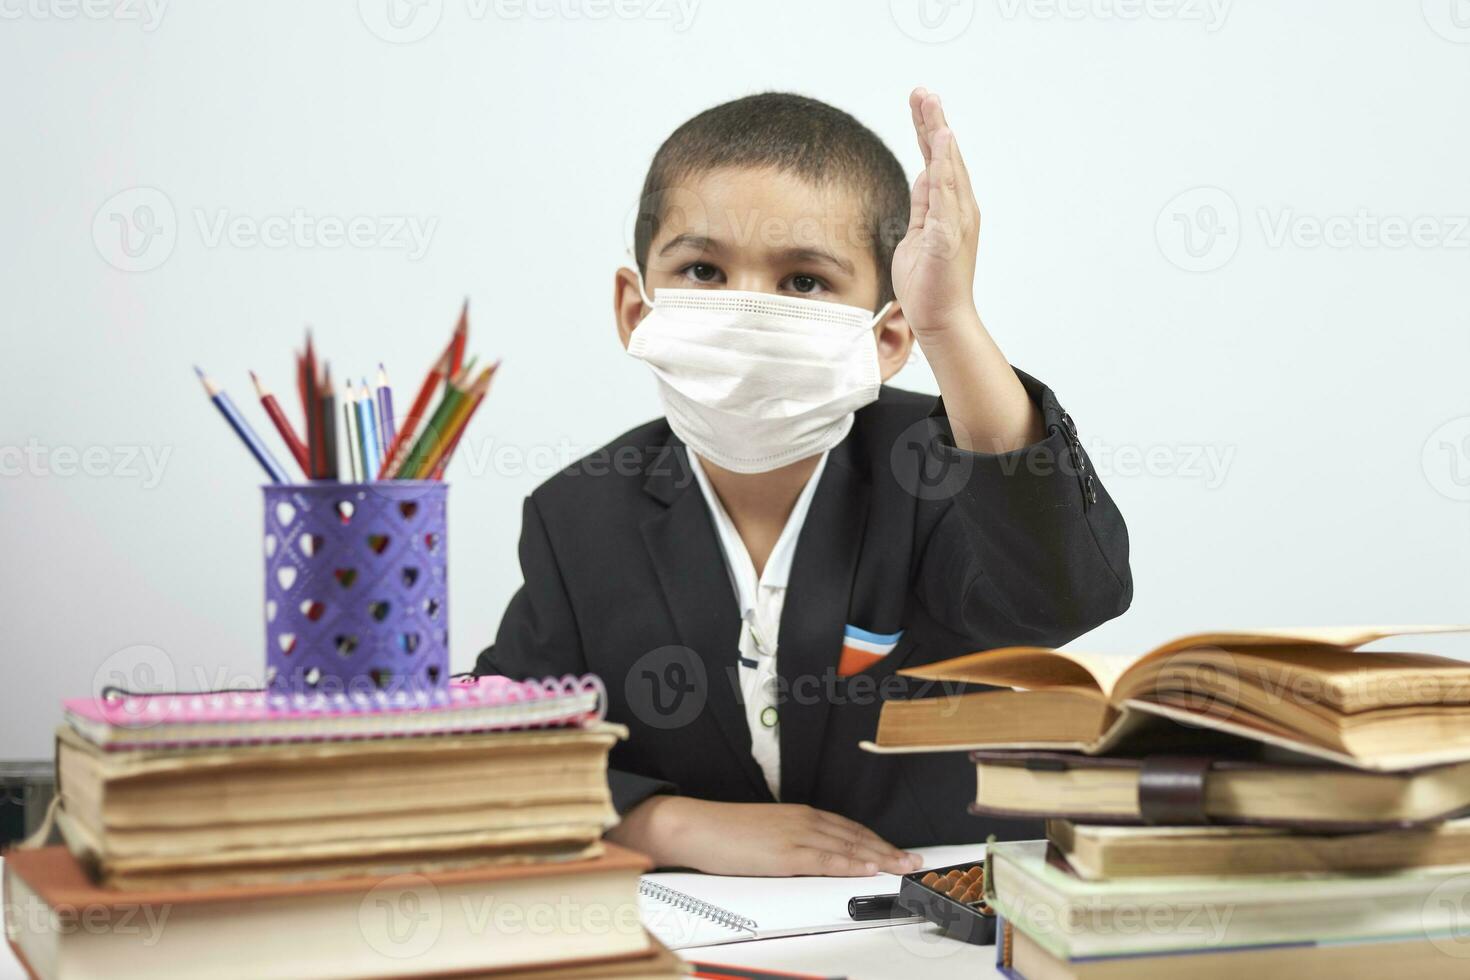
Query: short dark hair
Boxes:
[{"xmin": 633, "ymin": 92, "xmax": 911, "ymax": 307}]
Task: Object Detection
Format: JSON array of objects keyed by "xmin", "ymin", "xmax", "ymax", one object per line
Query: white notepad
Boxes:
[{"xmin": 638, "ymin": 843, "xmax": 986, "ymax": 950}]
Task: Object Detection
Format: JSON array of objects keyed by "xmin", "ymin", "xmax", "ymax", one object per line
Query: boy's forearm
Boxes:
[{"xmin": 922, "ymin": 311, "xmax": 1044, "ymax": 454}]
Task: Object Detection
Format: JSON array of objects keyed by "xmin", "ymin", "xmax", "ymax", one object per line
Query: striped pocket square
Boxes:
[{"xmin": 837, "ymin": 624, "xmax": 904, "ymax": 677}]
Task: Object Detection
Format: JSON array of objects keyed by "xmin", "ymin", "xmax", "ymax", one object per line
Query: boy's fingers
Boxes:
[
  {"xmin": 791, "ymin": 846, "xmax": 880, "ymax": 877},
  {"xmin": 947, "ymin": 130, "xmax": 980, "ymax": 222},
  {"xmin": 928, "ymin": 128, "xmax": 961, "ymax": 223},
  {"xmin": 810, "ymin": 809, "xmax": 914, "ymax": 862},
  {"xmin": 801, "ymin": 831, "xmax": 910, "ymax": 873},
  {"xmin": 909, "ymin": 87, "xmax": 931, "ymax": 163},
  {"xmin": 921, "ymin": 92, "xmax": 949, "ymax": 142},
  {"xmin": 907, "ymin": 170, "xmax": 929, "ymax": 234}
]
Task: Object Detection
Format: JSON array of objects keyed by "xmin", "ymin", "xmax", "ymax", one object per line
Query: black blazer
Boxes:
[{"xmin": 476, "ymin": 373, "xmax": 1132, "ymax": 847}]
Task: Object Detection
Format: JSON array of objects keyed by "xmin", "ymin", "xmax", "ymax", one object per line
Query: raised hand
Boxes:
[{"xmin": 891, "ymin": 87, "xmax": 982, "ymax": 343}]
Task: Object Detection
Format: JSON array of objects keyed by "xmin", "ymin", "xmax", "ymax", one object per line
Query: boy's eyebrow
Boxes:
[
  {"xmin": 658, "ymin": 233, "xmax": 721, "ymax": 256},
  {"xmin": 776, "ymin": 246, "xmax": 856, "ymax": 277},
  {"xmin": 658, "ymin": 235, "xmax": 856, "ymax": 277}
]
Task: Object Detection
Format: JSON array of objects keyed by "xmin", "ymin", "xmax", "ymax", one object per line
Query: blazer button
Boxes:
[
  {"xmin": 1084, "ymin": 474, "xmax": 1097, "ymax": 505},
  {"xmin": 760, "ymin": 705, "xmax": 779, "ymax": 728}
]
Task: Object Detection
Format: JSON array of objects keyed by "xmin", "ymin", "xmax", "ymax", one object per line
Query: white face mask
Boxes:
[{"xmin": 626, "ymin": 271, "xmax": 892, "ymax": 474}]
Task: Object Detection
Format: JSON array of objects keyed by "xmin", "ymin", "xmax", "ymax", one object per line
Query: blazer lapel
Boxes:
[
  {"xmin": 777, "ymin": 439, "xmax": 870, "ymax": 805},
  {"xmin": 639, "ymin": 441, "xmax": 773, "ymax": 801}
]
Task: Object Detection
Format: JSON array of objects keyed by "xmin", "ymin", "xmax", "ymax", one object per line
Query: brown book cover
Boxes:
[{"xmin": 4, "ymin": 844, "xmax": 653, "ymax": 979}]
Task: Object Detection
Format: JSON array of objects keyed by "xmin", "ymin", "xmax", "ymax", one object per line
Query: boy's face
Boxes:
[{"xmin": 615, "ymin": 166, "xmax": 913, "ymax": 381}]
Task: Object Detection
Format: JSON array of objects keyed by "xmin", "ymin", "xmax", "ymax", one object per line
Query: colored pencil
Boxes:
[
  {"xmin": 448, "ymin": 298, "xmax": 468, "ymax": 379},
  {"xmin": 379, "ymin": 348, "xmax": 450, "ymax": 479},
  {"xmin": 376, "ymin": 363, "xmax": 395, "ymax": 454},
  {"xmin": 356, "ymin": 380, "xmax": 381, "ymax": 479},
  {"xmin": 428, "ymin": 363, "xmax": 497, "ymax": 480},
  {"xmin": 397, "ymin": 366, "xmax": 471, "ymax": 480},
  {"xmin": 194, "ymin": 366, "xmax": 291, "ymax": 484},
  {"xmin": 321, "ymin": 365, "xmax": 338, "ymax": 481},
  {"xmin": 249, "ymin": 371, "xmax": 310, "ymax": 475},
  {"xmin": 303, "ymin": 336, "xmax": 322, "ymax": 479},
  {"xmin": 378, "ymin": 304, "xmax": 467, "ymax": 478},
  {"xmin": 342, "ymin": 381, "xmax": 361, "ymax": 482}
]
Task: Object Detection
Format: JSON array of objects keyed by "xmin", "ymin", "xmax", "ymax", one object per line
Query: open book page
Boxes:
[
  {"xmin": 903, "ymin": 627, "xmax": 1470, "ymax": 702},
  {"xmin": 898, "ymin": 646, "xmax": 1132, "ymax": 697},
  {"xmin": 640, "ymin": 844, "xmax": 986, "ymax": 949}
]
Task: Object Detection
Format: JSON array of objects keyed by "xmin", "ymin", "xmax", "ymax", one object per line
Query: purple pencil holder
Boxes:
[{"xmin": 263, "ymin": 481, "xmax": 449, "ymax": 699}]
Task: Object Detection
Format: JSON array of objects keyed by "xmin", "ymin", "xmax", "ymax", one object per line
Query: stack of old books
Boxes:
[
  {"xmin": 865, "ymin": 625, "xmax": 1470, "ymax": 978},
  {"xmin": 3, "ymin": 676, "xmax": 687, "ymax": 979}
]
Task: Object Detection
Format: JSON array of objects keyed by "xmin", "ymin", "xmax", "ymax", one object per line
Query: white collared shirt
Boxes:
[{"xmin": 686, "ymin": 450, "xmax": 830, "ymax": 801}]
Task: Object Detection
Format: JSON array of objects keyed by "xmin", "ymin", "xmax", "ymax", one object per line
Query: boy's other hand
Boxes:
[
  {"xmin": 891, "ymin": 88, "xmax": 982, "ymax": 344},
  {"xmin": 607, "ymin": 796, "xmax": 924, "ymax": 877}
]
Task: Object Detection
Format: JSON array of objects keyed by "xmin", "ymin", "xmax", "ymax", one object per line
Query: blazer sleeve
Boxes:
[
  {"xmin": 475, "ymin": 495, "xmax": 676, "ymax": 815},
  {"xmin": 909, "ymin": 369, "xmax": 1133, "ymax": 646}
]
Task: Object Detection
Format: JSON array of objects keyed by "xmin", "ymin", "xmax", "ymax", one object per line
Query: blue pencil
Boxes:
[
  {"xmin": 376, "ymin": 363, "xmax": 395, "ymax": 456},
  {"xmin": 194, "ymin": 366, "xmax": 291, "ymax": 484},
  {"xmin": 356, "ymin": 381, "xmax": 381, "ymax": 479}
]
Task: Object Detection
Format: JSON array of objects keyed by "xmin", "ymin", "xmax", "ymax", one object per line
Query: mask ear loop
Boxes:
[
  {"xmin": 620, "ymin": 253, "xmax": 656, "ymax": 310},
  {"xmin": 869, "ymin": 301, "xmax": 923, "ymax": 367}
]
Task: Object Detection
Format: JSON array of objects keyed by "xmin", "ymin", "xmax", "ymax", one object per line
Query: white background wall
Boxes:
[{"xmin": 2, "ymin": 1, "xmax": 1468, "ymax": 759}]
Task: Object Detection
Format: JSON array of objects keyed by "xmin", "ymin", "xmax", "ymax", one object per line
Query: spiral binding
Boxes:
[
  {"xmin": 94, "ymin": 674, "xmax": 605, "ymax": 724},
  {"xmin": 639, "ymin": 879, "xmax": 758, "ymax": 934}
]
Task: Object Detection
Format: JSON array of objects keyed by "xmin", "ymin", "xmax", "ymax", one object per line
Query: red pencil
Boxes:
[
  {"xmin": 250, "ymin": 371, "xmax": 310, "ymax": 475},
  {"xmin": 429, "ymin": 362, "xmax": 497, "ymax": 480},
  {"xmin": 304, "ymin": 333, "xmax": 323, "ymax": 479},
  {"xmin": 378, "ymin": 347, "xmax": 450, "ymax": 479},
  {"xmin": 448, "ymin": 298, "xmax": 468, "ymax": 380}
]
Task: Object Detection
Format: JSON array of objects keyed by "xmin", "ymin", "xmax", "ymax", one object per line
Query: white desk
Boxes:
[
  {"xmin": 683, "ymin": 922, "xmax": 999, "ymax": 979},
  {"xmin": 0, "ymin": 857, "xmax": 1003, "ymax": 979}
]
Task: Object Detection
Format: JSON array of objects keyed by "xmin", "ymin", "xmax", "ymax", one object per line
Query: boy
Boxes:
[{"xmin": 477, "ymin": 89, "xmax": 1131, "ymax": 877}]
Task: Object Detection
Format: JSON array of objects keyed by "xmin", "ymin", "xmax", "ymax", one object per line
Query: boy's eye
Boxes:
[
  {"xmin": 783, "ymin": 274, "xmax": 826, "ymax": 295},
  {"xmin": 684, "ymin": 263, "xmax": 723, "ymax": 283}
]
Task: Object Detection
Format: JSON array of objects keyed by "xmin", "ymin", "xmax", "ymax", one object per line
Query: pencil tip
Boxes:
[{"xmin": 193, "ymin": 365, "xmax": 204, "ymax": 378}]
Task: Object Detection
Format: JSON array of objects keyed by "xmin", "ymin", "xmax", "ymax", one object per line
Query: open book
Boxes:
[{"xmin": 861, "ymin": 626, "xmax": 1470, "ymax": 771}]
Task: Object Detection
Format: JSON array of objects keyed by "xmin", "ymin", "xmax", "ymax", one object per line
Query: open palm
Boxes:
[{"xmin": 891, "ymin": 89, "xmax": 981, "ymax": 341}]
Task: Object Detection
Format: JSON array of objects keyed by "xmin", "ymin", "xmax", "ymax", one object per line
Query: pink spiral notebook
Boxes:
[{"xmin": 63, "ymin": 675, "xmax": 606, "ymax": 751}]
